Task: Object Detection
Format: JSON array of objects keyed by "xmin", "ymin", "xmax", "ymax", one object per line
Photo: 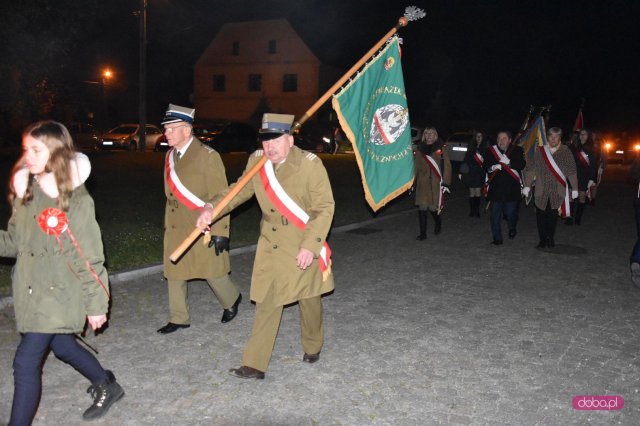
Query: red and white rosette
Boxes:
[{"xmin": 38, "ymin": 208, "xmax": 109, "ymax": 298}]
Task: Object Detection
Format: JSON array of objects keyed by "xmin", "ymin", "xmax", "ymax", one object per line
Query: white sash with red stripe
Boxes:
[
  {"xmin": 540, "ymin": 145, "xmax": 571, "ymax": 217},
  {"xmin": 422, "ymin": 154, "xmax": 444, "ymax": 211},
  {"xmin": 259, "ymin": 160, "xmax": 332, "ymax": 280},
  {"xmin": 578, "ymin": 150, "xmax": 589, "ymax": 167},
  {"xmin": 165, "ymin": 147, "xmax": 206, "ymax": 210},
  {"xmin": 489, "ymin": 146, "xmax": 522, "ymax": 186},
  {"xmin": 473, "ymin": 152, "xmax": 484, "ymax": 167}
]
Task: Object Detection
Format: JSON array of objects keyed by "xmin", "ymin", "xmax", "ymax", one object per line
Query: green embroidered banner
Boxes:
[{"xmin": 332, "ymin": 36, "xmax": 414, "ymax": 211}]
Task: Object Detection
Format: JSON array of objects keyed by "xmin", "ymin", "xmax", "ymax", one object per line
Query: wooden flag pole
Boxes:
[
  {"xmin": 170, "ymin": 10, "xmax": 422, "ymax": 263},
  {"xmin": 292, "ymin": 16, "xmax": 408, "ymax": 133},
  {"xmin": 169, "ymin": 155, "xmax": 267, "ymax": 262}
]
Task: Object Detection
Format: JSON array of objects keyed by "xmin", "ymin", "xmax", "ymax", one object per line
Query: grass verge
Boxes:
[{"xmin": 0, "ymin": 151, "xmax": 413, "ymax": 297}]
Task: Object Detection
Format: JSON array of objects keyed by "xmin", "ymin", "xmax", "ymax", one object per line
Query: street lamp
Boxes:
[
  {"xmin": 101, "ymin": 69, "xmax": 113, "ymax": 130},
  {"xmin": 134, "ymin": 0, "xmax": 147, "ymax": 151},
  {"xmin": 83, "ymin": 68, "xmax": 114, "ymax": 131}
]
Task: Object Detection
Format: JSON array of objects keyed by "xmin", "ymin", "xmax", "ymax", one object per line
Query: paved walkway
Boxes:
[{"xmin": 1, "ymin": 165, "xmax": 639, "ymax": 425}]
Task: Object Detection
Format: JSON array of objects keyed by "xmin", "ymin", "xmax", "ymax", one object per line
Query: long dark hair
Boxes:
[{"xmin": 468, "ymin": 131, "xmax": 489, "ymax": 154}]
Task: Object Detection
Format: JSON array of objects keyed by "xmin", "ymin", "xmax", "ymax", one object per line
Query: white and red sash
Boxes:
[
  {"xmin": 422, "ymin": 153, "xmax": 444, "ymax": 211},
  {"xmin": 258, "ymin": 160, "xmax": 332, "ymax": 280},
  {"xmin": 165, "ymin": 148, "xmax": 206, "ymax": 210},
  {"xmin": 473, "ymin": 152, "xmax": 484, "ymax": 168},
  {"xmin": 540, "ymin": 145, "xmax": 571, "ymax": 218},
  {"xmin": 489, "ymin": 146, "xmax": 522, "ymax": 185},
  {"xmin": 577, "ymin": 150, "xmax": 589, "ymax": 167}
]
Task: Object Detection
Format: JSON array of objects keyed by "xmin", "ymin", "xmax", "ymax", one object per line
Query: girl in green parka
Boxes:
[{"xmin": 0, "ymin": 121, "xmax": 124, "ymax": 424}]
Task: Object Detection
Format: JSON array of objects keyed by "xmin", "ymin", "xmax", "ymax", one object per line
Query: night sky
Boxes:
[{"xmin": 2, "ymin": 0, "xmax": 639, "ymax": 137}]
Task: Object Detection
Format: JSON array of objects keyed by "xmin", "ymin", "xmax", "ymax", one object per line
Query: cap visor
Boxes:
[
  {"xmin": 161, "ymin": 118, "xmax": 185, "ymax": 125},
  {"xmin": 258, "ymin": 131, "xmax": 286, "ymax": 141}
]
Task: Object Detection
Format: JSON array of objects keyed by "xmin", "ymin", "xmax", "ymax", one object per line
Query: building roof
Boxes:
[{"xmin": 196, "ymin": 19, "xmax": 320, "ymax": 67}]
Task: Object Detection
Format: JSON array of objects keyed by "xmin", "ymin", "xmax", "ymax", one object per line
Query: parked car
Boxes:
[
  {"xmin": 444, "ymin": 131, "xmax": 474, "ymax": 162},
  {"xmin": 603, "ymin": 138, "xmax": 640, "ymax": 164},
  {"xmin": 154, "ymin": 122, "xmax": 225, "ymax": 152},
  {"xmin": 68, "ymin": 122, "xmax": 99, "ymax": 150},
  {"xmin": 97, "ymin": 124, "xmax": 163, "ymax": 152},
  {"xmin": 204, "ymin": 122, "xmax": 257, "ymax": 153},
  {"xmin": 294, "ymin": 133, "xmax": 324, "ymax": 152}
]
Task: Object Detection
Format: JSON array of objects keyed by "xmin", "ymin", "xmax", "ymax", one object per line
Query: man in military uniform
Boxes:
[
  {"xmin": 157, "ymin": 104, "xmax": 242, "ymax": 334},
  {"xmin": 196, "ymin": 113, "xmax": 335, "ymax": 379}
]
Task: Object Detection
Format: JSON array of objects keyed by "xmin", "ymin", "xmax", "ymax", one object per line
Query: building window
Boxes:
[
  {"xmin": 232, "ymin": 41, "xmax": 239, "ymax": 56},
  {"xmin": 213, "ymin": 74, "xmax": 225, "ymax": 92},
  {"xmin": 268, "ymin": 40, "xmax": 277, "ymax": 54},
  {"xmin": 248, "ymin": 74, "xmax": 262, "ymax": 92},
  {"xmin": 283, "ymin": 74, "xmax": 298, "ymax": 92}
]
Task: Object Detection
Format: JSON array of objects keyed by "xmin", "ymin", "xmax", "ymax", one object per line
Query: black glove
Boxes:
[{"xmin": 208, "ymin": 235, "xmax": 230, "ymax": 256}]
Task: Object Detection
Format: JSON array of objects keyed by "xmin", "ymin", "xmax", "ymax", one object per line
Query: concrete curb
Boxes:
[{"xmin": 0, "ymin": 207, "xmax": 418, "ymax": 309}]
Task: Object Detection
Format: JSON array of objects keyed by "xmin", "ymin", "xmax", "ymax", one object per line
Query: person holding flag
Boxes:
[
  {"xmin": 196, "ymin": 113, "xmax": 335, "ymax": 380},
  {"xmin": 523, "ymin": 127, "xmax": 578, "ymax": 248},
  {"xmin": 565, "ymin": 128, "xmax": 598, "ymax": 225},
  {"xmin": 484, "ymin": 131, "xmax": 526, "ymax": 245},
  {"xmin": 413, "ymin": 127, "xmax": 452, "ymax": 240}
]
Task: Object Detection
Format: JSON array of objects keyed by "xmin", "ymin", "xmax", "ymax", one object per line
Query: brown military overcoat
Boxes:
[
  {"xmin": 163, "ymin": 138, "xmax": 231, "ymax": 280},
  {"xmin": 413, "ymin": 146, "xmax": 452, "ymax": 206},
  {"xmin": 212, "ymin": 146, "xmax": 335, "ymax": 306}
]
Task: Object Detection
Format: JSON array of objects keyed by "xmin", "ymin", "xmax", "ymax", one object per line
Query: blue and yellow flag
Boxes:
[
  {"xmin": 519, "ymin": 116, "xmax": 548, "ymax": 163},
  {"xmin": 331, "ymin": 36, "xmax": 414, "ymax": 211}
]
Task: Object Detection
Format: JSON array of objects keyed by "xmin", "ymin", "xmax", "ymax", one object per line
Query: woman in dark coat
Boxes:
[
  {"xmin": 461, "ymin": 131, "xmax": 489, "ymax": 217},
  {"xmin": 567, "ymin": 129, "xmax": 599, "ymax": 224}
]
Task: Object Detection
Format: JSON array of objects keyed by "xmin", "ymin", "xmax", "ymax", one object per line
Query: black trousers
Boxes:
[
  {"xmin": 10, "ymin": 333, "xmax": 108, "ymax": 425},
  {"xmin": 536, "ymin": 201, "xmax": 558, "ymax": 242}
]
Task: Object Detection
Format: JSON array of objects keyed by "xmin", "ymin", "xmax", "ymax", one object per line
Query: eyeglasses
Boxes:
[{"xmin": 163, "ymin": 124, "xmax": 189, "ymax": 134}]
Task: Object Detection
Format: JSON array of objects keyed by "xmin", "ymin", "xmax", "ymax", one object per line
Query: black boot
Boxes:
[
  {"xmin": 83, "ymin": 370, "xmax": 125, "ymax": 420},
  {"xmin": 431, "ymin": 211, "xmax": 442, "ymax": 235},
  {"xmin": 474, "ymin": 197, "xmax": 482, "ymax": 217},
  {"xmin": 416, "ymin": 210, "xmax": 427, "ymax": 240},
  {"xmin": 468, "ymin": 197, "xmax": 474, "ymax": 217},
  {"xmin": 575, "ymin": 202, "xmax": 586, "ymax": 225},
  {"xmin": 565, "ymin": 200, "xmax": 578, "ymax": 225}
]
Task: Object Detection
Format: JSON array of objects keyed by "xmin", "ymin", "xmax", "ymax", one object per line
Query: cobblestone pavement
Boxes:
[{"xmin": 1, "ymin": 165, "xmax": 639, "ymax": 425}]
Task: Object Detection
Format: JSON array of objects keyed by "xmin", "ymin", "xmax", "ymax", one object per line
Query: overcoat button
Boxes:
[
  {"xmin": 272, "ymin": 227, "xmax": 276, "ymax": 231},
  {"xmin": 270, "ymin": 208, "xmax": 275, "ymax": 212},
  {"xmin": 273, "ymin": 245, "xmax": 278, "ymax": 249},
  {"xmin": 316, "ymin": 238, "xmax": 321, "ymax": 242}
]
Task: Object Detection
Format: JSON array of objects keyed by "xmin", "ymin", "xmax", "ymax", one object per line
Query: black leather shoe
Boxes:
[
  {"xmin": 221, "ymin": 294, "xmax": 242, "ymax": 323},
  {"xmin": 547, "ymin": 238, "xmax": 555, "ymax": 248},
  {"xmin": 490, "ymin": 240, "xmax": 503, "ymax": 245},
  {"xmin": 508, "ymin": 229, "xmax": 517, "ymax": 239},
  {"xmin": 157, "ymin": 322, "xmax": 190, "ymax": 334},
  {"xmin": 415, "ymin": 233, "xmax": 427, "ymax": 241},
  {"xmin": 536, "ymin": 240, "xmax": 547, "ymax": 249},
  {"xmin": 229, "ymin": 366, "xmax": 265, "ymax": 380},
  {"xmin": 303, "ymin": 353, "xmax": 320, "ymax": 363}
]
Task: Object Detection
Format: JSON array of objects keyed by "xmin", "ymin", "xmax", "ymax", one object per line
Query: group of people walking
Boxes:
[
  {"xmin": 1, "ymin": 105, "xmax": 335, "ymax": 424},
  {"xmin": 412, "ymin": 126, "xmax": 602, "ymax": 248}
]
